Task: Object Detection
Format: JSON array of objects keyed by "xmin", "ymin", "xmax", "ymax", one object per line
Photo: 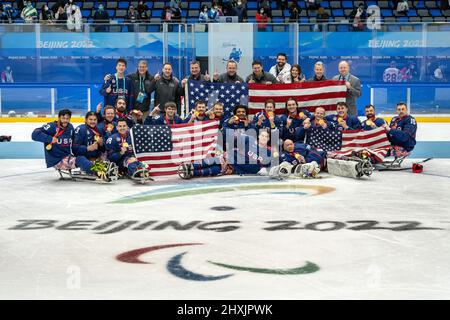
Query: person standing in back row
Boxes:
[{"xmin": 332, "ymin": 60, "xmax": 361, "ymax": 116}]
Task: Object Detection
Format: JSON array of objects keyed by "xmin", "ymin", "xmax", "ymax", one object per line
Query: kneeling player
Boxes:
[
  {"xmin": 73, "ymin": 111, "xmax": 106, "ymax": 161},
  {"xmin": 269, "ymin": 140, "xmax": 325, "ymax": 179},
  {"xmin": 178, "ymin": 130, "xmax": 276, "ymax": 179},
  {"xmin": 384, "ymin": 102, "xmax": 417, "ymax": 158},
  {"xmin": 32, "ymin": 109, "xmax": 118, "ymax": 182},
  {"xmin": 106, "ymin": 118, "xmax": 151, "ymax": 181}
]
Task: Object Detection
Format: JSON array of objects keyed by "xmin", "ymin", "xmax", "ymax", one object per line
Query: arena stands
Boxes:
[{"xmin": 1, "ymin": 1, "xmax": 448, "ymax": 28}]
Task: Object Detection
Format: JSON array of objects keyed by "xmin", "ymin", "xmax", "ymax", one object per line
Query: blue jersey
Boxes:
[
  {"xmin": 326, "ymin": 114, "xmax": 362, "ymax": 130},
  {"xmin": 252, "ymin": 111, "xmax": 282, "ymax": 131},
  {"xmin": 97, "ymin": 120, "xmax": 118, "ymax": 140},
  {"xmin": 279, "ymin": 111, "xmax": 311, "ymax": 141},
  {"xmin": 106, "ymin": 132, "xmax": 134, "ymax": 166},
  {"xmin": 99, "ymin": 74, "xmax": 134, "ymax": 111},
  {"xmin": 388, "ymin": 115, "xmax": 417, "ymax": 151},
  {"xmin": 31, "ymin": 121, "xmax": 74, "ymax": 168},
  {"xmin": 229, "ymin": 135, "xmax": 276, "ymax": 174},
  {"xmin": 223, "ymin": 118, "xmax": 255, "ymax": 133},
  {"xmin": 73, "ymin": 124, "xmax": 104, "ymax": 159},
  {"xmin": 361, "ymin": 117, "xmax": 387, "ymax": 131},
  {"xmin": 144, "ymin": 114, "xmax": 183, "ymax": 125},
  {"xmin": 280, "ymin": 143, "xmax": 326, "ymax": 166}
]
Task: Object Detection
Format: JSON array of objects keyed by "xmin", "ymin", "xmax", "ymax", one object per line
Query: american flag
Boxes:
[
  {"xmin": 248, "ymin": 80, "xmax": 347, "ymax": 115},
  {"xmin": 186, "ymin": 80, "xmax": 248, "ymax": 119},
  {"xmin": 305, "ymin": 127, "xmax": 343, "ymax": 152},
  {"xmin": 307, "ymin": 127, "xmax": 392, "ymax": 162},
  {"xmin": 328, "ymin": 127, "xmax": 392, "ymax": 162},
  {"xmin": 130, "ymin": 121, "xmax": 219, "ymax": 178}
]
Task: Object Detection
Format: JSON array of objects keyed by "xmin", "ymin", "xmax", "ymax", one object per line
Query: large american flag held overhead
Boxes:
[
  {"xmin": 248, "ymin": 80, "xmax": 347, "ymax": 115},
  {"xmin": 306, "ymin": 127, "xmax": 392, "ymax": 162},
  {"xmin": 130, "ymin": 121, "xmax": 219, "ymax": 177},
  {"xmin": 186, "ymin": 80, "xmax": 347, "ymax": 117},
  {"xmin": 186, "ymin": 80, "xmax": 248, "ymax": 119}
]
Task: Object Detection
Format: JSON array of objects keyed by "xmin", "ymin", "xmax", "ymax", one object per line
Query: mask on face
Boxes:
[{"xmin": 99, "ymin": 5, "xmax": 104, "ymax": 11}]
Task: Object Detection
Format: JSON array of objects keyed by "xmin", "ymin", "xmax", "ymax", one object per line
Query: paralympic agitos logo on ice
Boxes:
[{"xmin": 116, "ymin": 243, "xmax": 320, "ymax": 281}]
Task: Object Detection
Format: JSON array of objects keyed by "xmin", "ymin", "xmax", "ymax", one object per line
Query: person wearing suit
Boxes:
[{"xmin": 332, "ymin": 60, "xmax": 361, "ymax": 116}]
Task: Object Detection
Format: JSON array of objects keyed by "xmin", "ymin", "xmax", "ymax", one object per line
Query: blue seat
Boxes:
[
  {"xmin": 118, "ymin": 2, "xmax": 129, "ymax": 9},
  {"xmin": 381, "ymin": 9, "xmax": 393, "ymax": 16},
  {"xmin": 152, "ymin": 9, "xmax": 163, "ymax": 17},
  {"xmin": 415, "ymin": 1, "xmax": 425, "ymax": 8},
  {"xmin": 429, "ymin": 9, "xmax": 442, "ymax": 16},
  {"xmin": 320, "ymin": 1, "xmax": 330, "ymax": 8},
  {"xmin": 81, "ymin": 10, "xmax": 91, "ymax": 17},
  {"xmin": 116, "ymin": 18, "xmax": 124, "ymax": 23},
  {"xmin": 187, "ymin": 17, "xmax": 198, "ymax": 23},
  {"xmin": 342, "ymin": 1, "xmax": 353, "ymax": 9},
  {"xmin": 190, "ymin": 2, "xmax": 200, "ymax": 10},
  {"xmin": 106, "ymin": 10, "xmax": 115, "ymax": 17},
  {"xmin": 397, "ymin": 17, "xmax": 409, "ymax": 22},
  {"xmin": 272, "ymin": 17, "xmax": 284, "ymax": 23},
  {"xmin": 247, "ymin": 2, "xmax": 258, "ymax": 10},
  {"xmin": 337, "ymin": 24, "xmax": 349, "ymax": 32},
  {"xmin": 408, "ymin": 9, "xmax": 418, "ymax": 16},
  {"xmin": 247, "ymin": 17, "xmax": 256, "ymax": 22},
  {"xmin": 332, "ymin": 9, "xmax": 344, "ymax": 16},
  {"xmin": 146, "ymin": 2, "xmax": 153, "ymax": 9}
]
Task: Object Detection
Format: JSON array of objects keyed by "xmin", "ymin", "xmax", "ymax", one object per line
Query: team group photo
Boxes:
[{"xmin": 0, "ymin": 0, "xmax": 450, "ymax": 302}]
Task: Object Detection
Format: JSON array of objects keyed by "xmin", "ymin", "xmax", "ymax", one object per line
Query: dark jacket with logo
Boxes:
[
  {"xmin": 150, "ymin": 75, "xmax": 183, "ymax": 114},
  {"xmin": 245, "ymin": 71, "xmax": 278, "ymax": 84},
  {"xmin": 127, "ymin": 70, "xmax": 154, "ymax": 112}
]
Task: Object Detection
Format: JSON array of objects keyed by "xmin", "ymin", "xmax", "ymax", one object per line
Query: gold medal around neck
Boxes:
[
  {"xmin": 318, "ymin": 119, "xmax": 325, "ymax": 125},
  {"xmin": 273, "ymin": 151, "xmax": 279, "ymax": 158},
  {"xmin": 94, "ymin": 135, "xmax": 100, "ymax": 142},
  {"xmin": 299, "ymin": 112, "xmax": 305, "ymax": 118},
  {"xmin": 107, "ymin": 124, "xmax": 114, "ymax": 131},
  {"xmin": 122, "ymin": 142, "xmax": 129, "ymax": 148},
  {"xmin": 294, "ymin": 153, "xmax": 301, "ymax": 159},
  {"xmin": 46, "ymin": 144, "xmax": 52, "ymax": 151},
  {"xmin": 268, "ymin": 111, "xmax": 274, "ymax": 118},
  {"xmin": 366, "ymin": 120, "xmax": 374, "ymax": 126},
  {"xmin": 338, "ymin": 117, "xmax": 344, "ymax": 123}
]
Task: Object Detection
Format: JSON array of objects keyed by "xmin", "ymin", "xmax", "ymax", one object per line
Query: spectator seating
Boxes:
[{"xmin": 1, "ymin": 0, "xmax": 448, "ymax": 27}]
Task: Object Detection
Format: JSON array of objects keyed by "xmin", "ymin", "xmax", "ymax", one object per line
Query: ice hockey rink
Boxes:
[{"xmin": 1, "ymin": 122, "xmax": 450, "ymax": 300}]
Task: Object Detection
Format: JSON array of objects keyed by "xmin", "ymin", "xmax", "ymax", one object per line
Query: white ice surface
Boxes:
[{"xmin": 0, "ymin": 159, "xmax": 450, "ymax": 299}]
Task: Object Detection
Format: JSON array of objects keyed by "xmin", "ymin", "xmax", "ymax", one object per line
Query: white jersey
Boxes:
[
  {"xmin": 269, "ymin": 63, "xmax": 291, "ymax": 83},
  {"xmin": 383, "ymin": 67, "xmax": 401, "ymax": 83}
]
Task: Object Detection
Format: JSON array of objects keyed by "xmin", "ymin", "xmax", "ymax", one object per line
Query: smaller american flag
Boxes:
[
  {"xmin": 329, "ymin": 127, "xmax": 392, "ymax": 162},
  {"xmin": 305, "ymin": 127, "xmax": 343, "ymax": 152},
  {"xmin": 131, "ymin": 124, "xmax": 172, "ymax": 154},
  {"xmin": 131, "ymin": 121, "xmax": 219, "ymax": 178},
  {"xmin": 186, "ymin": 80, "xmax": 248, "ymax": 118}
]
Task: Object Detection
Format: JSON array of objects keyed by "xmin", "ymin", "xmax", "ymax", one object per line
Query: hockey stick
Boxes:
[{"xmin": 376, "ymin": 157, "xmax": 433, "ymax": 172}]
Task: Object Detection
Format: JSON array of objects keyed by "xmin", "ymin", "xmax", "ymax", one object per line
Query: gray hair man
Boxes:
[{"xmin": 332, "ymin": 60, "xmax": 361, "ymax": 116}]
